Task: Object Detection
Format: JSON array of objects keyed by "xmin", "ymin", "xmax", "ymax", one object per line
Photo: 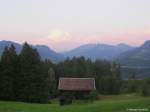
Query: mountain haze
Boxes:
[
  {"xmin": 117, "ymin": 40, "xmax": 150, "ymax": 78},
  {"xmin": 0, "ymin": 40, "xmax": 64, "ymax": 62},
  {"xmin": 117, "ymin": 40, "xmax": 150, "ymax": 67},
  {"xmin": 64, "ymin": 43, "xmax": 133, "ymax": 60}
]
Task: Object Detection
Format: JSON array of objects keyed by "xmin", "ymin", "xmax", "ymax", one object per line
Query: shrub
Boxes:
[
  {"xmin": 59, "ymin": 92, "xmax": 73, "ymax": 105},
  {"xmin": 141, "ymin": 82, "xmax": 150, "ymax": 97},
  {"xmin": 89, "ymin": 90, "xmax": 99, "ymax": 102}
]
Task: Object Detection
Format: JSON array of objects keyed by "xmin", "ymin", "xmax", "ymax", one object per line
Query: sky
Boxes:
[{"xmin": 0, "ymin": 0, "xmax": 150, "ymax": 52}]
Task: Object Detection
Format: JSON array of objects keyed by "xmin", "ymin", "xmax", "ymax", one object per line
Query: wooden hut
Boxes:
[{"xmin": 58, "ymin": 77, "xmax": 96, "ymax": 105}]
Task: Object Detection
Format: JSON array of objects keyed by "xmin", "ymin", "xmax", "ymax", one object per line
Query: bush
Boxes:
[
  {"xmin": 141, "ymin": 82, "xmax": 150, "ymax": 97},
  {"xmin": 89, "ymin": 90, "xmax": 99, "ymax": 102},
  {"xmin": 59, "ymin": 92, "xmax": 73, "ymax": 105}
]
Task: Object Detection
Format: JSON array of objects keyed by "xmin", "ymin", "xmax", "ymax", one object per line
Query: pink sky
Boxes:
[
  {"xmin": 1, "ymin": 29, "xmax": 150, "ymax": 52},
  {"xmin": 1, "ymin": 0, "xmax": 150, "ymax": 52}
]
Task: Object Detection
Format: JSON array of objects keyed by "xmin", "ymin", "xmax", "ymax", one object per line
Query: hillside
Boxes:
[
  {"xmin": 117, "ymin": 40, "xmax": 150, "ymax": 78},
  {"xmin": 118, "ymin": 40, "xmax": 150, "ymax": 67},
  {"xmin": 64, "ymin": 43, "xmax": 133, "ymax": 60},
  {"xmin": 0, "ymin": 40, "xmax": 64, "ymax": 62}
]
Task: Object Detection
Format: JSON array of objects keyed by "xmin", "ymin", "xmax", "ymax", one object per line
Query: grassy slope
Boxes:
[{"xmin": 0, "ymin": 95, "xmax": 150, "ymax": 112}]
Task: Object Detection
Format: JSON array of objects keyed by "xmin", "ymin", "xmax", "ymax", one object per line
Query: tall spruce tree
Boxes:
[
  {"xmin": 17, "ymin": 43, "xmax": 50, "ymax": 103},
  {"xmin": 0, "ymin": 45, "xmax": 18, "ymax": 100}
]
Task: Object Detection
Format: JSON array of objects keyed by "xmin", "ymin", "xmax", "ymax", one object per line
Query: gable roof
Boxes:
[{"xmin": 58, "ymin": 77, "xmax": 96, "ymax": 91}]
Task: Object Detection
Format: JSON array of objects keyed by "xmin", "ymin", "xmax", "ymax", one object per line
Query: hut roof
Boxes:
[{"xmin": 58, "ymin": 77, "xmax": 96, "ymax": 91}]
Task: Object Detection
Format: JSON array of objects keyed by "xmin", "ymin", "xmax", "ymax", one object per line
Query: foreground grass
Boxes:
[{"xmin": 0, "ymin": 94, "xmax": 150, "ymax": 112}]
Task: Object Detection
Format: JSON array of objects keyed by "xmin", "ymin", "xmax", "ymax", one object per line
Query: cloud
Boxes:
[{"xmin": 47, "ymin": 29, "xmax": 71, "ymax": 42}]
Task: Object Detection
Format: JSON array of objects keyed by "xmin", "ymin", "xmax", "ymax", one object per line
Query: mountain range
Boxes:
[
  {"xmin": 0, "ymin": 40, "xmax": 64, "ymax": 63},
  {"xmin": 63, "ymin": 41, "xmax": 150, "ymax": 78},
  {"xmin": 117, "ymin": 40, "xmax": 150, "ymax": 78},
  {"xmin": 117, "ymin": 40, "xmax": 150, "ymax": 67},
  {"xmin": 1, "ymin": 40, "xmax": 150, "ymax": 78},
  {"xmin": 1, "ymin": 40, "xmax": 150, "ymax": 66},
  {"xmin": 63, "ymin": 43, "xmax": 134, "ymax": 60},
  {"xmin": 0, "ymin": 40, "xmax": 135, "ymax": 62}
]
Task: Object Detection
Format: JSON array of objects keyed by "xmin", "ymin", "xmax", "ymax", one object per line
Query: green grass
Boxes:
[{"xmin": 0, "ymin": 94, "xmax": 150, "ymax": 112}]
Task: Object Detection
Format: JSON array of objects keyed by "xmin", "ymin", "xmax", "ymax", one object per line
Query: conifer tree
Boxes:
[
  {"xmin": 17, "ymin": 43, "xmax": 43, "ymax": 102},
  {"xmin": 48, "ymin": 68, "xmax": 57, "ymax": 98},
  {"xmin": 0, "ymin": 45, "xmax": 18, "ymax": 100}
]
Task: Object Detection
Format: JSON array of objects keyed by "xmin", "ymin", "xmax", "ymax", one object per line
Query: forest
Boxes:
[{"xmin": 0, "ymin": 43, "xmax": 150, "ymax": 103}]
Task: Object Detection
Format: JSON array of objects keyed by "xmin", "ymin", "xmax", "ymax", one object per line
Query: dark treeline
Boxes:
[
  {"xmin": 0, "ymin": 43, "xmax": 53, "ymax": 103},
  {"xmin": 55, "ymin": 57, "xmax": 121, "ymax": 94},
  {"xmin": 0, "ymin": 43, "xmax": 149, "ymax": 103}
]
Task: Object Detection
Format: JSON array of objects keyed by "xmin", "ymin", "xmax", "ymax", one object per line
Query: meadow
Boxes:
[{"xmin": 0, "ymin": 94, "xmax": 150, "ymax": 112}]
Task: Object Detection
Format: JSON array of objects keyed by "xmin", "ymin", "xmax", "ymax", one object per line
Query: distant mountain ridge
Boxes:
[
  {"xmin": 0, "ymin": 40, "xmax": 22, "ymax": 54},
  {"xmin": 1, "ymin": 40, "xmax": 150, "ymax": 78},
  {"xmin": 63, "ymin": 43, "xmax": 134, "ymax": 60},
  {"xmin": 1, "ymin": 39, "xmax": 150, "ymax": 66},
  {"xmin": 117, "ymin": 40, "xmax": 150, "ymax": 78},
  {"xmin": 0, "ymin": 40, "xmax": 64, "ymax": 63},
  {"xmin": 117, "ymin": 40, "xmax": 150, "ymax": 67}
]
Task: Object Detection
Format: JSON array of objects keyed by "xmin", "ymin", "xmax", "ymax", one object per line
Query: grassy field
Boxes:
[{"xmin": 0, "ymin": 94, "xmax": 150, "ymax": 112}]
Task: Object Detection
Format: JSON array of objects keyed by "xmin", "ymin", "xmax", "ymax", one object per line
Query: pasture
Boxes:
[{"xmin": 0, "ymin": 94, "xmax": 150, "ymax": 112}]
